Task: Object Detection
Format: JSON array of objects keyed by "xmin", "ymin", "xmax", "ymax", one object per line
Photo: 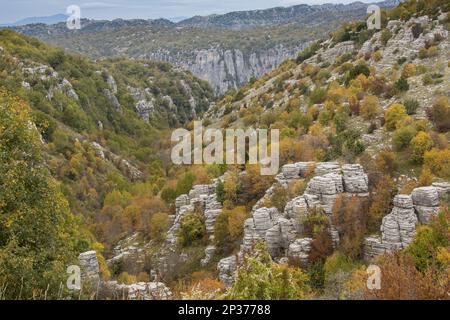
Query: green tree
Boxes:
[
  {"xmin": 178, "ymin": 212, "xmax": 206, "ymax": 247},
  {"xmin": 0, "ymin": 91, "xmax": 78, "ymax": 299}
]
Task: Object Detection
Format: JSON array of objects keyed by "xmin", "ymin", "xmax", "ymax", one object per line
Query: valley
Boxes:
[{"xmin": 0, "ymin": 0, "xmax": 449, "ymax": 301}]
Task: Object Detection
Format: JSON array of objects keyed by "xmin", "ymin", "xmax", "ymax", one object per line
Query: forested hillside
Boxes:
[
  {"xmin": 0, "ymin": 0, "xmax": 449, "ymax": 300},
  {"xmin": 0, "ymin": 29, "xmax": 214, "ymax": 299}
]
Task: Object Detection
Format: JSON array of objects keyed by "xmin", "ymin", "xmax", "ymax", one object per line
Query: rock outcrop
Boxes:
[
  {"xmin": 78, "ymin": 251, "xmax": 100, "ymax": 285},
  {"xmin": 364, "ymin": 183, "xmax": 450, "ymax": 261},
  {"xmin": 160, "ymin": 178, "xmax": 224, "ymax": 275},
  {"xmin": 78, "ymin": 250, "xmax": 172, "ymax": 300},
  {"xmin": 287, "ymin": 238, "xmax": 313, "ymax": 266},
  {"xmin": 218, "ymin": 162, "xmax": 370, "ymax": 286},
  {"xmin": 106, "ymin": 281, "xmax": 172, "ymax": 300}
]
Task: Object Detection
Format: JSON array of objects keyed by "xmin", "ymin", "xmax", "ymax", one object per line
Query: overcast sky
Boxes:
[{"xmin": 0, "ymin": 0, "xmax": 376, "ymax": 24}]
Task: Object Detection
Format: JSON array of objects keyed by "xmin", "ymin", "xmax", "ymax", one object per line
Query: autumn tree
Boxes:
[
  {"xmin": 368, "ymin": 176, "xmax": 397, "ymax": 233},
  {"xmin": 360, "ymin": 95, "xmax": 381, "ymax": 121},
  {"xmin": 410, "ymin": 131, "xmax": 434, "ymax": 163},
  {"xmin": 385, "ymin": 104, "xmax": 408, "ymax": 131},
  {"xmin": 214, "ymin": 206, "xmax": 248, "ymax": 255},
  {"xmin": 332, "ymin": 195, "xmax": 369, "ymax": 259}
]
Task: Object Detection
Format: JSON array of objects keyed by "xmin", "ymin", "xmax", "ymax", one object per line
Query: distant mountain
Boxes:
[
  {"xmin": 178, "ymin": 0, "xmax": 403, "ymax": 29},
  {"xmin": 0, "ymin": 14, "xmax": 68, "ymax": 27},
  {"xmin": 9, "ymin": 1, "xmax": 402, "ymax": 94},
  {"xmin": 169, "ymin": 16, "xmax": 191, "ymax": 23}
]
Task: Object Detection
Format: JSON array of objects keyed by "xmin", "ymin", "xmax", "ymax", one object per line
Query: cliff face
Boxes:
[{"xmin": 144, "ymin": 45, "xmax": 307, "ymax": 94}]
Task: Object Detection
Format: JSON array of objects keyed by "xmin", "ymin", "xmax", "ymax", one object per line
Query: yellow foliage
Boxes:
[
  {"xmin": 410, "ymin": 131, "xmax": 434, "ymax": 163},
  {"xmin": 423, "ymin": 148, "xmax": 450, "ymax": 179},
  {"xmin": 402, "ymin": 63, "xmax": 417, "ymax": 78},
  {"xmin": 117, "ymin": 272, "xmax": 137, "ymax": 285},
  {"xmin": 360, "ymin": 95, "xmax": 381, "ymax": 121},
  {"xmin": 385, "ymin": 104, "xmax": 408, "ymax": 131}
]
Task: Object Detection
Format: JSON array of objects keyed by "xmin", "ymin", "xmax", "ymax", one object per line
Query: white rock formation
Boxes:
[
  {"xmin": 364, "ymin": 182, "xmax": 449, "ymax": 261},
  {"xmin": 78, "ymin": 251, "xmax": 100, "ymax": 285},
  {"xmin": 218, "ymin": 162, "xmax": 370, "ymax": 285}
]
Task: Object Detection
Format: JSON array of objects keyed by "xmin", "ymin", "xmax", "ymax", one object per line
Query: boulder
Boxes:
[
  {"xmin": 411, "ymin": 187, "xmax": 440, "ymax": 207},
  {"xmin": 205, "ymin": 209, "xmax": 222, "ymax": 235},
  {"xmin": 201, "ymin": 245, "xmax": 216, "ymax": 266},
  {"xmin": 281, "ymin": 164, "xmax": 300, "ymax": 180},
  {"xmin": 314, "ymin": 162, "xmax": 340, "ymax": 176},
  {"xmin": 432, "ymin": 182, "xmax": 450, "ymax": 200},
  {"xmin": 189, "ymin": 184, "xmax": 213, "ymax": 199},
  {"xmin": 175, "ymin": 194, "xmax": 190, "ymax": 213},
  {"xmin": 287, "ymin": 238, "xmax": 312, "ymax": 266},
  {"xmin": 218, "ymin": 256, "xmax": 238, "ymax": 287},
  {"xmin": 364, "ymin": 237, "xmax": 390, "ymax": 261},
  {"xmin": 393, "ymin": 195, "xmax": 414, "ymax": 209},
  {"xmin": 342, "ymin": 164, "xmax": 368, "ymax": 194},
  {"xmin": 252, "ymin": 207, "xmax": 276, "ymax": 237}
]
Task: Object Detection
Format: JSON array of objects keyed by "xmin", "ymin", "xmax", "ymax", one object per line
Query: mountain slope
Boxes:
[{"xmin": 0, "ymin": 29, "xmax": 213, "ymax": 252}]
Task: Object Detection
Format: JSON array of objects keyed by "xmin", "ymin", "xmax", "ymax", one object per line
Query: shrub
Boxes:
[
  {"xmin": 32, "ymin": 111, "xmax": 57, "ymax": 141},
  {"xmin": 422, "ymin": 74, "xmax": 433, "ymax": 85},
  {"xmin": 215, "ymin": 180, "xmax": 225, "ymax": 204},
  {"xmin": 364, "ymin": 252, "xmax": 449, "ymax": 299},
  {"xmin": 394, "ymin": 77, "xmax": 409, "ymax": 92},
  {"xmin": 418, "ymin": 167, "xmax": 434, "ymax": 187},
  {"xmin": 403, "ymin": 98, "xmax": 420, "ymax": 115},
  {"xmin": 214, "ymin": 206, "xmax": 247, "ymax": 255},
  {"xmin": 372, "ymin": 50, "xmax": 382, "ymax": 62},
  {"xmin": 117, "ymin": 272, "xmax": 137, "ymax": 285},
  {"xmin": 380, "ymin": 29, "xmax": 392, "ymax": 45},
  {"xmin": 424, "ymin": 148, "xmax": 450, "ymax": 179},
  {"xmin": 345, "ymin": 64, "xmax": 370, "ymax": 85},
  {"xmin": 178, "ymin": 212, "xmax": 206, "ymax": 247},
  {"xmin": 323, "ymin": 252, "xmax": 360, "ymax": 298},
  {"xmin": 393, "ymin": 125, "xmax": 417, "ymax": 150},
  {"xmin": 375, "ymin": 150, "xmax": 397, "ymax": 175},
  {"xmin": 309, "ymin": 87, "xmax": 327, "ymax": 104},
  {"xmin": 405, "ymin": 210, "xmax": 449, "ymax": 272},
  {"xmin": 360, "ymin": 95, "xmax": 381, "ymax": 120},
  {"xmin": 297, "ymin": 42, "xmax": 321, "ymax": 64},
  {"xmin": 332, "ymin": 195, "xmax": 369, "ymax": 259},
  {"xmin": 62, "ymin": 102, "xmax": 90, "ymax": 131},
  {"xmin": 384, "ymin": 104, "xmax": 407, "ymax": 130},
  {"xmin": 150, "ymin": 212, "xmax": 170, "ymax": 242},
  {"xmin": 427, "ymin": 96, "xmax": 450, "ymax": 132},
  {"xmin": 270, "ymin": 184, "xmax": 289, "ymax": 212},
  {"xmin": 410, "ymin": 131, "xmax": 434, "ymax": 163},
  {"xmin": 402, "ymin": 64, "xmax": 417, "ymax": 78},
  {"xmin": 226, "ymin": 242, "xmax": 311, "ymax": 300},
  {"xmin": 419, "ymin": 47, "xmax": 428, "ymax": 59}
]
